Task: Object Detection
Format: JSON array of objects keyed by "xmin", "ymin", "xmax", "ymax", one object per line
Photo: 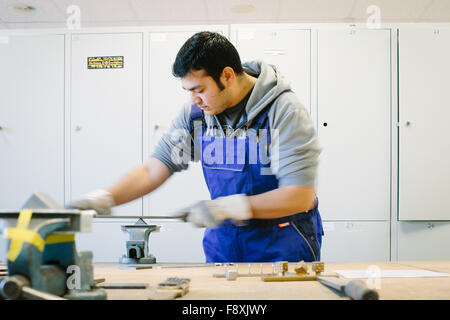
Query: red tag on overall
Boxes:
[{"xmin": 278, "ymin": 222, "xmax": 290, "ymax": 228}]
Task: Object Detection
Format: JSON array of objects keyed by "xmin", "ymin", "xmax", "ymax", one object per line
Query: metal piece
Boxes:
[
  {"xmin": 158, "ymin": 277, "xmax": 190, "ymax": 288},
  {"xmin": 119, "ymin": 262, "xmax": 218, "ymax": 270},
  {"xmin": 262, "ymin": 274, "xmax": 339, "ymax": 282},
  {"xmin": 263, "ymin": 275, "xmax": 318, "ymax": 282},
  {"xmin": 0, "ymin": 192, "xmax": 95, "ymax": 233},
  {"xmin": 149, "ymin": 277, "xmax": 190, "ymax": 300},
  {"xmin": 262, "ymin": 261, "xmax": 338, "ymax": 282},
  {"xmin": 21, "ymin": 192, "xmax": 63, "ymax": 210},
  {"xmin": 119, "ymin": 218, "xmax": 160, "ymax": 264},
  {"xmin": 155, "ymin": 263, "xmax": 215, "ymax": 268},
  {"xmin": 94, "ymin": 278, "xmax": 106, "ymax": 285},
  {"xmin": 22, "ymin": 286, "xmax": 67, "ymax": 300},
  {"xmin": 214, "ymin": 263, "xmax": 234, "ymax": 267},
  {"xmin": 95, "ymin": 215, "xmax": 188, "ymax": 220},
  {"xmin": 0, "ymin": 275, "xmax": 66, "ymax": 300},
  {"xmin": 213, "ymin": 272, "xmax": 273, "ymax": 278},
  {"xmin": 312, "ymin": 261, "xmax": 325, "ymax": 275},
  {"xmin": 226, "ymin": 270, "xmax": 238, "ymax": 281},
  {"xmin": 275, "ymin": 261, "xmax": 288, "ymax": 276},
  {"xmin": 0, "ymin": 209, "xmax": 95, "ymax": 233},
  {"xmin": 96, "ymin": 283, "xmax": 148, "ymax": 289},
  {"xmin": 212, "ymin": 263, "xmax": 278, "ymax": 279},
  {"xmin": 0, "ymin": 275, "xmax": 30, "ymax": 299},
  {"xmin": 118, "ymin": 265, "xmax": 153, "ymax": 270},
  {"xmin": 0, "ymin": 265, "xmax": 8, "ymax": 280},
  {"xmin": 95, "ymin": 209, "xmax": 189, "ymax": 221},
  {"xmin": 294, "ymin": 261, "xmax": 308, "ymax": 275},
  {"xmin": 317, "ymin": 276, "xmax": 379, "ymax": 300}
]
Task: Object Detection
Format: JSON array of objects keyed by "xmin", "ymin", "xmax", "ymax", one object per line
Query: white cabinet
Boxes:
[
  {"xmin": 397, "ymin": 222, "xmax": 450, "ymax": 260},
  {"xmin": 231, "ymin": 27, "xmax": 311, "ymax": 111},
  {"xmin": 0, "ymin": 35, "xmax": 65, "ymax": 208},
  {"xmin": 70, "ymin": 33, "xmax": 143, "ymax": 216},
  {"xmin": 316, "ymin": 29, "xmax": 391, "ymax": 221},
  {"xmin": 398, "ymin": 28, "xmax": 450, "ymax": 221},
  {"xmin": 146, "ymin": 31, "xmax": 215, "ymax": 216},
  {"xmin": 321, "ymin": 221, "xmax": 390, "ymax": 262}
]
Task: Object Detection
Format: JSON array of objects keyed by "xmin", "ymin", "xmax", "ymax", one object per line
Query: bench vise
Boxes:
[
  {"xmin": 0, "ymin": 193, "xmax": 106, "ymax": 300},
  {"xmin": 119, "ymin": 218, "xmax": 159, "ymax": 264}
]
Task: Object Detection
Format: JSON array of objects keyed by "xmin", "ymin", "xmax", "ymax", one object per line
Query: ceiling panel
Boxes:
[
  {"xmin": 131, "ymin": 0, "xmax": 208, "ymax": 22},
  {"xmin": 0, "ymin": 0, "xmax": 64, "ymax": 22},
  {"xmin": 52, "ymin": 0, "xmax": 137, "ymax": 22},
  {"xmin": 279, "ymin": 0, "xmax": 355, "ymax": 21},
  {"xmin": 352, "ymin": 0, "xmax": 433, "ymax": 21},
  {"xmin": 421, "ymin": 0, "xmax": 450, "ymax": 21},
  {"xmin": 205, "ymin": 0, "xmax": 280, "ymax": 22},
  {"xmin": 0, "ymin": 0, "xmax": 449, "ymax": 28}
]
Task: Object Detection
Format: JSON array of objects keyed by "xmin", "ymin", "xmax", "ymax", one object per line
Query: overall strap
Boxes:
[
  {"xmin": 250, "ymin": 89, "xmax": 292, "ymax": 146},
  {"xmin": 251, "ymin": 89, "xmax": 293, "ymax": 131},
  {"xmin": 188, "ymin": 104, "xmax": 204, "ymax": 133}
]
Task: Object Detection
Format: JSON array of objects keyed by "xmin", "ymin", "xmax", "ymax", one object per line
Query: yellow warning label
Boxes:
[{"xmin": 88, "ymin": 56, "xmax": 124, "ymax": 69}]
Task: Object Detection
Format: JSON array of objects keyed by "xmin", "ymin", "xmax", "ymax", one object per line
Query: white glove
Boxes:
[
  {"xmin": 69, "ymin": 189, "xmax": 115, "ymax": 215},
  {"xmin": 186, "ymin": 194, "xmax": 252, "ymax": 228}
]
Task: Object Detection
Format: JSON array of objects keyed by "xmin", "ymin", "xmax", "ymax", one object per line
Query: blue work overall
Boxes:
[{"xmin": 190, "ymin": 91, "xmax": 324, "ymax": 263}]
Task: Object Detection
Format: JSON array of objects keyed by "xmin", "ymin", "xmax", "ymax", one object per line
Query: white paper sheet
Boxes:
[{"xmin": 333, "ymin": 269, "xmax": 450, "ymax": 279}]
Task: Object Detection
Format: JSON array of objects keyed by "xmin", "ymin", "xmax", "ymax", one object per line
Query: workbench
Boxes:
[{"xmin": 92, "ymin": 261, "xmax": 450, "ymax": 300}]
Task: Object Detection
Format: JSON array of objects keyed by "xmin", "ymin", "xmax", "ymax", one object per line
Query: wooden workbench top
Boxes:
[{"xmin": 93, "ymin": 261, "xmax": 450, "ymax": 300}]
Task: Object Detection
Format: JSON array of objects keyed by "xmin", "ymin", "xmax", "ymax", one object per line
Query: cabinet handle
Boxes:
[
  {"xmin": 405, "ymin": 121, "xmax": 411, "ymax": 127},
  {"xmin": 323, "ymin": 122, "xmax": 328, "ymax": 127},
  {"xmin": 75, "ymin": 125, "xmax": 82, "ymax": 131}
]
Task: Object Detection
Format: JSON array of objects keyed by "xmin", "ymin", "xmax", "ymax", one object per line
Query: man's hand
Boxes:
[
  {"xmin": 185, "ymin": 194, "xmax": 253, "ymax": 228},
  {"xmin": 68, "ymin": 189, "xmax": 115, "ymax": 215}
]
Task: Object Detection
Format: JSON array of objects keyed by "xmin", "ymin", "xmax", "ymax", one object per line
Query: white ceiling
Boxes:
[{"xmin": 0, "ymin": 0, "xmax": 449, "ymax": 29}]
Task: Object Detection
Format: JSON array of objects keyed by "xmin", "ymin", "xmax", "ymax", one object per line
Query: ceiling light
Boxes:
[
  {"xmin": 231, "ymin": 4, "xmax": 256, "ymax": 14},
  {"xmin": 342, "ymin": 17, "xmax": 355, "ymax": 23},
  {"xmin": 11, "ymin": 5, "xmax": 37, "ymax": 15}
]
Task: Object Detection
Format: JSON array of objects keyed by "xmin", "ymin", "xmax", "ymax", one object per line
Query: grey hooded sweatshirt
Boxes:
[{"xmin": 151, "ymin": 61, "xmax": 322, "ymax": 187}]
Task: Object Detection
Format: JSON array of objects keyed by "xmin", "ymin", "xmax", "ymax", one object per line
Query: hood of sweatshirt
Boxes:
[{"xmin": 241, "ymin": 60, "xmax": 292, "ymax": 123}]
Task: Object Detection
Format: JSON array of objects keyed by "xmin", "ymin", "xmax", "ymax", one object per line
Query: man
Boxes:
[{"xmin": 71, "ymin": 31, "xmax": 323, "ymax": 263}]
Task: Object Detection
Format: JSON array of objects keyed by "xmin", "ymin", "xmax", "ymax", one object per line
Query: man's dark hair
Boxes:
[{"xmin": 172, "ymin": 32, "xmax": 244, "ymax": 90}]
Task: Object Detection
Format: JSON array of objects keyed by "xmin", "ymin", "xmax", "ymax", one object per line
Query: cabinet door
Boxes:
[
  {"xmin": 317, "ymin": 29, "xmax": 391, "ymax": 221},
  {"xmin": 398, "ymin": 28, "xmax": 450, "ymax": 221},
  {"xmin": 233, "ymin": 28, "xmax": 311, "ymax": 111},
  {"xmin": 0, "ymin": 35, "xmax": 64, "ymax": 208},
  {"xmin": 321, "ymin": 221, "xmax": 390, "ymax": 262},
  {"xmin": 397, "ymin": 221, "xmax": 450, "ymax": 260},
  {"xmin": 147, "ymin": 31, "xmax": 211, "ymax": 216},
  {"xmin": 70, "ymin": 33, "xmax": 143, "ymax": 216}
]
